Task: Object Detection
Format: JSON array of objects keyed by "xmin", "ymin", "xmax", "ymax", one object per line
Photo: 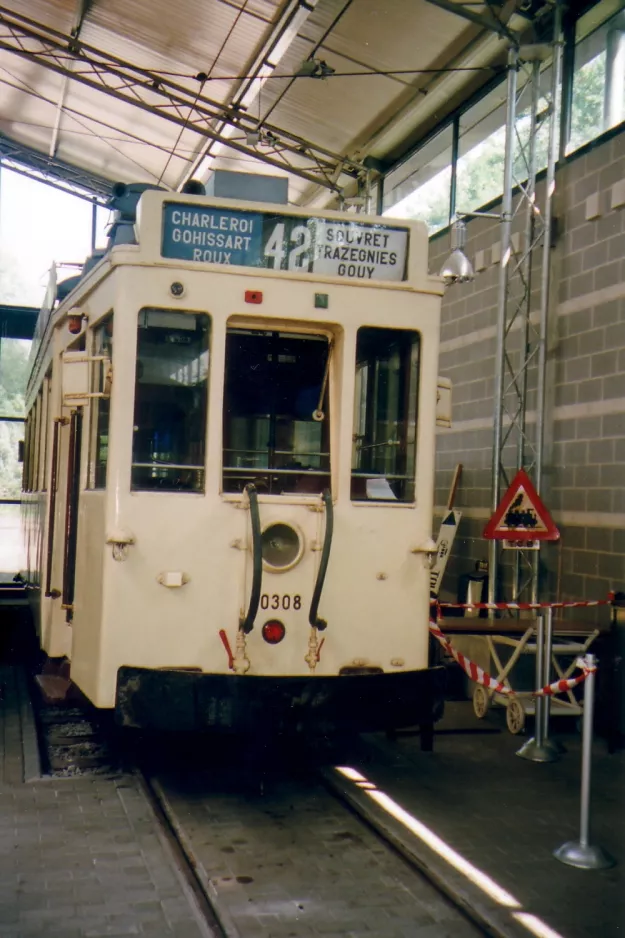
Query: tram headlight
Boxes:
[{"xmin": 261, "ymin": 522, "xmax": 303, "ymax": 572}]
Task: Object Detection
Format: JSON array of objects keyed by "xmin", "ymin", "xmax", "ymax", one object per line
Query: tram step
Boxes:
[{"xmin": 35, "ymin": 674, "xmax": 73, "ymax": 704}]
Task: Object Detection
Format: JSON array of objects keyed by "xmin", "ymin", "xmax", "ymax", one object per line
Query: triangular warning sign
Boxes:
[{"xmin": 483, "ymin": 469, "xmax": 559, "ymax": 541}]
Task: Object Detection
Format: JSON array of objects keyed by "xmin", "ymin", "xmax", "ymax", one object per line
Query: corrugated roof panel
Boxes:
[
  {"xmin": 254, "ymin": 36, "xmax": 415, "ymax": 152},
  {"xmin": 85, "ymin": 0, "xmax": 275, "ymax": 84},
  {"xmin": 317, "ymin": 0, "xmax": 469, "ymax": 72},
  {"xmin": 259, "ymin": 0, "xmax": 476, "ymax": 155},
  {"xmin": 0, "ymin": 58, "xmax": 65, "ymax": 152},
  {"xmin": 1, "ymin": 0, "xmax": 77, "ymax": 34}
]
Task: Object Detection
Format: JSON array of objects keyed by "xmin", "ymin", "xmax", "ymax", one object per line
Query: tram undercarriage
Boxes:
[{"xmin": 115, "ymin": 665, "xmax": 445, "ymax": 739}]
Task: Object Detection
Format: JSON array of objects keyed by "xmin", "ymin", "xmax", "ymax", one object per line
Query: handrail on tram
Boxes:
[
  {"xmin": 309, "ymin": 489, "xmax": 333, "ymax": 632},
  {"xmin": 239, "ymin": 483, "xmax": 262, "ymax": 635}
]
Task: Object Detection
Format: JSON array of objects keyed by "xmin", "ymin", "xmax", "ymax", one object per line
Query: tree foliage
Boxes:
[
  {"xmin": 0, "ymin": 339, "xmax": 29, "ymax": 497},
  {"xmin": 389, "ymin": 50, "xmax": 610, "ymax": 233},
  {"xmin": 0, "ymin": 258, "xmax": 32, "ymax": 497}
]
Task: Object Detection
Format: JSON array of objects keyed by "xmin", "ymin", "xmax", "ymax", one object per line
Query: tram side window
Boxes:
[
  {"xmin": 131, "ymin": 309, "xmax": 209, "ymax": 493},
  {"xmin": 88, "ymin": 314, "xmax": 113, "ymax": 489},
  {"xmin": 351, "ymin": 327, "xmax": 420, "ymax": 503},
  {"xmin": 223, "ymin": 329, "xmax": 331, "ymax": 496}
]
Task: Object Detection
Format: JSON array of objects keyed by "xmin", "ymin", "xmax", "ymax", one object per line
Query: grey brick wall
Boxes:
[{"xmin": 429, "ymin": 129, "xmax": 625, "ymax": 604}]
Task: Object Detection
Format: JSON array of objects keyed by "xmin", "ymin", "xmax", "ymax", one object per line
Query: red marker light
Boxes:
[
  {"xmin": 245, "ymin": 290, "xmax": 263, "ymax": 304},
  {"xmin": 262, "ymin": 619, "xmax": 286, "ymax": 645}
]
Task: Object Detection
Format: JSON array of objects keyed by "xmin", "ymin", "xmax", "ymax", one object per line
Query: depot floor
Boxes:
[{"xmin": 0, "ymin": 657, "xmax": 623, "ymax": 938}]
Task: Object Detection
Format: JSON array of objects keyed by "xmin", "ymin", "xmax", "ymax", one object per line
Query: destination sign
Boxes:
[{"xmin": 161, "ymin": 203, "xmax": 409, "ymax": 282}]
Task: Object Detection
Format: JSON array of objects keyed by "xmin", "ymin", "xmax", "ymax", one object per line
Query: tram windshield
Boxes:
[
  {"xmin": 131, "ymin": 309, "xmax": 210, "ymax": 492},
  {"xmin": 351, "ymin": 327, "xmax": 420, "ymax": 502},
  {"xmin": 223, "ymin": 328, "xmax": 331, "ymax": 495}
]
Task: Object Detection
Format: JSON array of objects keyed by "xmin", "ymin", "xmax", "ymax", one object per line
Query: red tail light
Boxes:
[{"xmin": 262, "ymin": 619, "xmax": 286, "ymax": 645}]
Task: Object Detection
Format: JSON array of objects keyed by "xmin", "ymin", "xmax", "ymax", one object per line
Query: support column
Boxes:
[
  {"xmin": 488, "ymin": 46, "xmax": 517, "ymax": 609},
  {"xmin": 488, "ymin": 2, "xmax": 563, "ymax": 606}
]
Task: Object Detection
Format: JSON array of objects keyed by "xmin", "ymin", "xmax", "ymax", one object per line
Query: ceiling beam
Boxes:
[
  {"xmin": 0, "ymin": 5, "xmax": 367, "ymax": 193},
  {"xmin": 423, "ymin": 0, "xmax": 518, "ymax": 44},
  {"xmin": 72, "ymin": 0, "xmax": 95, "ymax": 37},
  {"xmin": 49, "ymin": 68, "xmax": 71, "ymax": 157},
  {"xmin": 49, "ymin": 0, "xmax": 95, "ymax": 157},
  {"xmin": 0, "ymin": 132, "xmax": 111, "ymax": 202}
]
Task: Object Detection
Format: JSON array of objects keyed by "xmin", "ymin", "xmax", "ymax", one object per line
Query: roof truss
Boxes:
[
  {"xmin": 0, "ymin": 131, "xmax": 110, "ymax": 202},
  {"xmin": 0, "ymin": 4, "xmax": 369, "ymax": 194}
]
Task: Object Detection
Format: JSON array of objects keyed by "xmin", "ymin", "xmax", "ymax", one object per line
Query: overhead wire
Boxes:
[
  {"xmin": 155, "ymin": 78, "xmax": 206, "ymax": 185},
  {"xmin": 159, "ymin": 0, "xmax": 251, "ymax": 181},
  {"xmin": 149, "ymin": 65, "xmax": 503, "ymax": 80},
  {"xmin": 259, "ymin": 0, "xmax": 354, "ymax": 127}
]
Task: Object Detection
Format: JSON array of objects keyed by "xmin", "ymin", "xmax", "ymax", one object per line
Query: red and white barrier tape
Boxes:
[
  {"xmin": 428, "ymin": 621, "xmax": 596, "ymax": 699},
  {"xmin": 433, "ymin": 592, "xmax": 614, "ymax": 613},
  {"xmin": 429, "ymin": 621, "xmax": 512, "ymax": 695}
]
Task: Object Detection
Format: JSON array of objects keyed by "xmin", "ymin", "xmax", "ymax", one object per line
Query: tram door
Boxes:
[
  {"xmin": 222, "ymin": 327, "xmax": 332, "ymax": 644},
  {"xmin": 51, "ymin": 408, "xmax": 83, "ymax": 624}
]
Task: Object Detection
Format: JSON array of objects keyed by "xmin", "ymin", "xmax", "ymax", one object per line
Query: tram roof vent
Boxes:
[{"xmin": 204, "ymin": 169, "xmax": 288, "ymax": 205}]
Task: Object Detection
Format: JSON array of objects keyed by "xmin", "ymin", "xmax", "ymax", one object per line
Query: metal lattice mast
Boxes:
[{"xmin": 488, "ymin": 3, "xmax": 564, "ymax": 606}]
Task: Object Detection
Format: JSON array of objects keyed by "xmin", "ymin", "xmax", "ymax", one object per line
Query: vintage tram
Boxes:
[{"xmin": 21, "ymin": 177, "xmax": 447, "ymax": 738}]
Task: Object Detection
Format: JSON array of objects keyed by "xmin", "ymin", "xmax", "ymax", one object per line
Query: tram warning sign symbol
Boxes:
[{"xmin": 483, "ymin": 469, "xmax": 559, "ymax": 542}]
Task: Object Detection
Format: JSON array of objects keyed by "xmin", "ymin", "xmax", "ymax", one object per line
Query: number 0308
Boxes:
[{"xmin": 260, "ymin": 594, "xmax": 302, "ymax": 611}]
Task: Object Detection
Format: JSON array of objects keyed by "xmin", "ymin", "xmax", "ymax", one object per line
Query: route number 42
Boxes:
[{"xmin": 264, "ymin": 223, "xmax": 312, "ymax": 272}]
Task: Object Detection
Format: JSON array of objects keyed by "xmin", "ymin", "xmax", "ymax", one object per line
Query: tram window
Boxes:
[
  {"xmin": 223, "ymin": 329, "xmax": 331, "ymax": 496},
  {"xmin": 88, "ymin": 314, "xmax": 113, "ymax": 489},
  {"xmin": 131, "ymin": 309, "xmax": 209, "ymax": 493},
  {"xmin": 351, "ymin": 327, "xmax": 420, "ymax": 503}
]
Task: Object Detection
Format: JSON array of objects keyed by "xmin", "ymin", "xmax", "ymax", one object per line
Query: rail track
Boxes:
[
  {"xmin": 30, "ymin": 684, "xmax": 496, "ymax": 938},
  {"xmin": 136, "ymin": 738, "xmax": 489, "ymax": 938}
]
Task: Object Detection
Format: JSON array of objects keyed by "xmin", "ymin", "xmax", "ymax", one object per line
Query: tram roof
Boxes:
[{"xmin": 0, "ymin": 0, "xmax": 584, "ymax": 207}]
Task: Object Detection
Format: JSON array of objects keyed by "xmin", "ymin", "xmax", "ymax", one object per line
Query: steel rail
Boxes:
[{"xmin": 139, "ymin": 753, "xmax": 489, "ymax": 938}]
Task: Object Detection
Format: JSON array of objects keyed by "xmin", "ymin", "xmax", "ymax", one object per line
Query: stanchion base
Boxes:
[
  {"xmin": 554, "ymin": 841, "xmax": 615, "ymax": 870},
  {"xmin": 516, "ymin": 736, "xmax": 561, "ymax": 762}
]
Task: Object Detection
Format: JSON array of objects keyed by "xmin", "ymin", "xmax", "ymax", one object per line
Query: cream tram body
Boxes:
[{"xmin": 23, "ymin": 190, "xmax": 445, "ymax": 734}]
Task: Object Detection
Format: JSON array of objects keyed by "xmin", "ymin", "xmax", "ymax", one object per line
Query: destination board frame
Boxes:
[{"xmin": 161, "ymin": 202, "xmax": 410, "ymax": 283}]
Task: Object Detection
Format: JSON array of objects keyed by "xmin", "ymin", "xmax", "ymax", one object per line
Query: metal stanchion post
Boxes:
[
  {"xmin": 554, "ymin": 654, "xmax": 615, "ymax": 869},
  {"xmin": 542, "ymin": 607, "xmax": 565, "ymax": 756},
  {"xmin": 518, "ymin": 612, "xmax": 559, "ymax": 762}
]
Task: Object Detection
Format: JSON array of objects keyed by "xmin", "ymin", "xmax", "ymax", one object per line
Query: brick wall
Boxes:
[{"xmin": 429, "ymin": 129, "xmax": 625, "ymax": 604}]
